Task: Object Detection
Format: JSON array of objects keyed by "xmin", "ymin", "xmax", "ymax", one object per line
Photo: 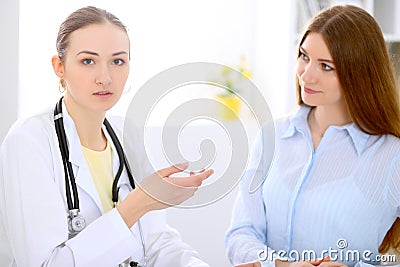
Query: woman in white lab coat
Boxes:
[{"xmin": 0, "ymin": 6, "xmax": 213, "ymax": 267}]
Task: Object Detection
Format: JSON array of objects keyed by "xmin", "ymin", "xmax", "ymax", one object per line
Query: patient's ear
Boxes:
[{"xmin": 51, "ymin": 55, "xmax": 64, "ymax": 79}]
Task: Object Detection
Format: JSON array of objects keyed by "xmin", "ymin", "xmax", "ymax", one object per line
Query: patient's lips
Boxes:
[{"xmin": 303, "ymin": 87, "xmax": 321, "ymax": 94}]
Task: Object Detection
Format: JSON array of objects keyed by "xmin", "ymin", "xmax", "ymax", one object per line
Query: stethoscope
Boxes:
[{"xmin": 54, "ymin": 97, "xmax": 147, "ymax": 267}]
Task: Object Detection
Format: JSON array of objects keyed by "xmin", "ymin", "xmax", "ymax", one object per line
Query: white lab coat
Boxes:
[{"xmin": 0, "ymin": 102, "xmax": 209, "ymax": 267}]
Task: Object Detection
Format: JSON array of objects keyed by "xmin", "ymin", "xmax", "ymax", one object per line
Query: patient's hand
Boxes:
[
  {"xmin": 275, "ymin": 257, "xmax": 346, "ymax": 267},
  {"xmin": 234, "ymin": 262, "xmax": 261, "ymax": 267}
]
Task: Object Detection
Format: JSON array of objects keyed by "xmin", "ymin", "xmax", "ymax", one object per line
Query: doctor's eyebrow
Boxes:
[{"xmin": 76, "ymin": 50, "xmax": 128, "ymax": 57}]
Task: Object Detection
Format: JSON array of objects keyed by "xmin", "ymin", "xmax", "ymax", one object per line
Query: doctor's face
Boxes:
[
  {"xmin": 296, "ymin": 32, "xmax": 344, "ymax": 109},
  {"xmin": 61, "ymin": 23, "xmax": 130, "ymax": 113}
]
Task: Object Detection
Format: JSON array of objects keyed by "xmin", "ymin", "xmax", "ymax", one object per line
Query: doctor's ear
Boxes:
[{"xmin": 52, "ymin": 55, "xmax": 64, "ymax": 79}]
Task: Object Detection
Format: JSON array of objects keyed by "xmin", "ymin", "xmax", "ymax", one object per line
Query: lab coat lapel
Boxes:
[{"xmin": 62, "ymin": 102, "xmax": 104, "ymax": 213}]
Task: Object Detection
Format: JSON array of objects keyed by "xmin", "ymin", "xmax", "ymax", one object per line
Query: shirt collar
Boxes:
[
  {"xmin": 344, "ymin": 123, "xmax": 370, "ymax": 156},
  {"xmin": 282, "ymin": 105, "xmax": 311, "ymax": 139},
  {"xmin": 281, "ymin": 105, "xmax": 371, "ymax": 155}
]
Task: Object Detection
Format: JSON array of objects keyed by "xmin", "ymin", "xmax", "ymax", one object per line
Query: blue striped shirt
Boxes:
[{"xmin": 225, "ymin": 105, "xmax": 400, "ymax": 266}]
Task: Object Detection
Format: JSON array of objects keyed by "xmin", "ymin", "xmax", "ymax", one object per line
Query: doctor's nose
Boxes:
[{"xmin": 95, "ymin": 67, "xmax": 112, "ymax": 87}]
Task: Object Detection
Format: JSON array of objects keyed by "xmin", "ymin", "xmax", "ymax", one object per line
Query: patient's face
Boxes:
[{"xmin": 296, "ymin": 32, "xmax": 344, "ymax": 109}]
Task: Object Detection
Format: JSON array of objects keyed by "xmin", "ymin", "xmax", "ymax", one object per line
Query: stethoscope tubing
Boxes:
[
  {"xmin": 54, "ymin": 100, "xmax": 79, "ymax": 210},
  {"xmin": 103, "ymin": 119, "xmax": 137, "ymax": 201}
]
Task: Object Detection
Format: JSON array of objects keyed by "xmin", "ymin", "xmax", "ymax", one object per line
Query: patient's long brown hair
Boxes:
[{"xmin": 296, "ymin": 5, "xmax": 400, "ymax": 253}]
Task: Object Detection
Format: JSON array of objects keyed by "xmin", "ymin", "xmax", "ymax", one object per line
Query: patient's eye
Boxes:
[
  {"xmin": 322, "ymin": 63, "xmax": 334, "ymax": 71},
  {"xmin": 299, "ymin": 51, "xmax": 309, "ymax": 61}
]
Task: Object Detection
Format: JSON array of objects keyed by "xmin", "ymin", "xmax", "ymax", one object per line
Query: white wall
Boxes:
[
  {"xmin": 254, "ymin": 0, "xmax": 298, "ymax": 118},
  {"xmin": 0, "ymin": 0, "xmax": 19, "ymax": 143}
]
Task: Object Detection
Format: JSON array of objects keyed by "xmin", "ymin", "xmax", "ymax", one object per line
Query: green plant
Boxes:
[{"xmin": 219, "ymin": 56, "xmax": 252, "ymax": 97}]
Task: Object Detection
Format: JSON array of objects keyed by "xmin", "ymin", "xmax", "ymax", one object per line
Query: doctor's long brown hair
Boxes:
[{"xmin": 296, "ymin": 5, "xmax": 400, "ymax": 253}]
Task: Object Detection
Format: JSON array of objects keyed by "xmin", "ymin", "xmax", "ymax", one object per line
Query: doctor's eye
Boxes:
[
  {"xmin": 82, "ymin": 59, "xmax": 95, "ymax": 65},
  {"xmin": 112, "ymin": 59, "xmax": 125, "ymax": 66}
]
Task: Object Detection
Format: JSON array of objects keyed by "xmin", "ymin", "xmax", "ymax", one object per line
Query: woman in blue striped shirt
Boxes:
[{"xmin": 225, "ymin": 5, "xmax": 400, "ymax": 267}]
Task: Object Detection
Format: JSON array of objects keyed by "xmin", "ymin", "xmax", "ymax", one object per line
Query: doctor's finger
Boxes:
[
  {"xmin": 190, "ymin": 168, "xmax": 205, "ymax": 176},
  {"xmin": 157, "ymin": 162, "xmax": 189, "ymax": 177},
  {"xmin": 167, "ymin": 169, "xmax": 214, "ymax": 187}
]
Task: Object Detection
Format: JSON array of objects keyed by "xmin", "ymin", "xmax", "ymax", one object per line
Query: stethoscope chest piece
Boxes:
[{"xmin": 68, "ymin": 209, "xmax": 86, "ymax": 237}]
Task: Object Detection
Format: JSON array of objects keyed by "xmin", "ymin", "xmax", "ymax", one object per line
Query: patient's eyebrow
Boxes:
[{"xmin": 300, "ymin": 47, "xmax": 334, "ymax": 63}]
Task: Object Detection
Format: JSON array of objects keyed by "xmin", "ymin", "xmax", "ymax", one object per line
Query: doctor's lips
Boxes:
[
  {"xmin": 303, "ymin": 87, "xmax": 321, "ymax": 94},
  {"xmin": 93, "ymin": 90, "xmax": 113, "ymax": 96}
]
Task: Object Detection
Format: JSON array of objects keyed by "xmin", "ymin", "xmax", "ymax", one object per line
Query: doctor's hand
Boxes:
[
  {"xmin": 139, "ymin": 162, "xmax": 214, "ymax": 210},
  {"xmin": 117, "ymin": 162, "xmax": 214, "ymax": 227}
]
